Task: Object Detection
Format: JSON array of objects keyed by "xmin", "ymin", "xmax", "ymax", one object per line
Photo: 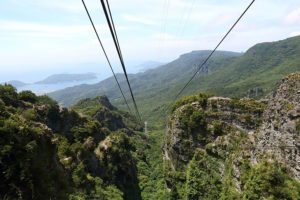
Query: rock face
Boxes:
[
  {"xmin": 162, "ymin": 72, "xmax": 300, "ymax": 199},
  {"xmin": 246, "ymin": 87, "xmax": 264, "ymax": 98},
  {"xmin": 93, "ymin": 107, "xmax": 125, "ymax": 130},
  {"xmin": 163, "ymin": 96, "xmax": 264, "ymax": 171},
  {"xmin": 74, "ymin": 95, "xmax": 116, "ymax": 111},
  {"xmin": 254, "ymin": 72, "xmax": 300, "ymax": 181},
  {"xmin": 72, "ymin": 95, "xmax": 127, "ymax": 131},
  {"xmin": 0, "ymin": 87, "xmax": 142, "ymax": 200}
]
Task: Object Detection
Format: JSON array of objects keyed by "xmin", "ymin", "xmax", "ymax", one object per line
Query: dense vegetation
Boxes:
[
  {"xmin": 184, "ymin": 151, "xmax": 300, "ymax": 200},
  {"xmin": 0, "ymin": 84, "xmax": 168, "ymax": 199},
  {"xmin": 163, "ymin": 91, "xmax": 300, "ymax": 199},
  {"xmin": 49, "ymin": 50, "xmax": 241, "ymax": 109},
  {"xmin": 187, "ymin": 35, "xmax": 300, "ymax": 98}
]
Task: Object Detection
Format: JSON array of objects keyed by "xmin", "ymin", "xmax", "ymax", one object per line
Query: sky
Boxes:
[{"xmin": 0, "ymin": 0, "xmax": 300, "ymax": 82}]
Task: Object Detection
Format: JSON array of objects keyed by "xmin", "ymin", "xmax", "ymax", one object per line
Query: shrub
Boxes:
[
  {"xmin": 242, "ymin": 161, "xmax": 300, "ymax": 199},
  {"xmin": 19, "ymin": 90, "xmax": 38, "ymax": 103},
  {"xmin": 36, "ymin": 95, "xmax": 60, "ymax": 122},
  {"xmin": 296, "ymin": 120, "xmax": 300, "ymax": 132},
  {"xmin": 213, "ymin": 122, "xmax": 226, "ymax": 135},
  {"xmin": 0, "ymin": 84, "xmax": 18, "ymax": 106},
  {"xmin": 23, "ymin": 109, "xmax": 38, "ymax": 120},
  {"xmin": 179, "ymin": 105, "xmax": 207, "ymax": 134},
  {"xmin": 171, "ymin": 92, "xmax": 214, "ymax": 112},
  {"xmin": 0, "ymin": 99, "xmax": 5, "ymax": 114},
  {"xmin": 185, "ymin": 151, "xmax": 222, "ymax": 199}
]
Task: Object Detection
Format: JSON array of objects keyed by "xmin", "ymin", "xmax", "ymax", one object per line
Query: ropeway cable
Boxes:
[
  {"xmin": 100, "ymin": 0, "xmax": 142, "ymax": 122},
  {"xmin": 172, "ymin": 0, "xmax": 256, "ymax": 104},
  {"xmin": 81, "ymin": 0, "xmax": 133, "ymax": 115}
]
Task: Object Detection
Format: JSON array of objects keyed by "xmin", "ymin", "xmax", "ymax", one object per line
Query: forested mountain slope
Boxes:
[
  {"xmin": 49, "ymin": 36, "xmax": 300, "ymax": 126},
  {"xmin": 49, "ymin": 51, "xmax": 241, "ymax": 107},
  {"xmin": 0, "ymin": 85, "xmax": 166, "ymax": 199},
  {"xmin": 162, "ymin": 72, "xmax": 300, "ymax": 199},
  {"xmin": 185, "ymin": 35, "xmax": 300, "ymax": 98},
  {"xmin": 126, "ymin": 36, "xmax": 300, "ymax": 124}
]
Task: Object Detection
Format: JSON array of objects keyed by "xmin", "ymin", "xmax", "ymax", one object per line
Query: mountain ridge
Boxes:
[
  {"xmin": 35, "ymin": 73, "xmax": 97, "ymax": 84},
  {"xmin": 49, "ymin": 50, "xmax": 242, "ymax": 107},
  {"xmin": 48, "ymin": 36, "xmax": 300, "ymax": 126}
]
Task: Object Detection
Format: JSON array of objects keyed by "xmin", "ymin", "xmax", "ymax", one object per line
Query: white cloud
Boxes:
[
  {"xmin": 152, "ymin": 33, "xmax": 176, "ymax": 40},
  {"xmin": 284, "ymin": 8, "xmax": 300, "ymax": 25},
  {"xmin": 0, "ymin": 20, "xmax": 109, "ymax": 39},
  {"xmin": 15, "ymin": 32, "xmax": 66, "ymax": 38},
  {"xmin": 45, "ymin": 1, "xmax": 83, "ymax": 12},
  {"xmin": 123, "ymin": 15, "xmax": 159, "ymax": 26},
  {"xmin": 209, "ymin": 14, "xmax": 237, "ymax": 28},
  {"xmin": 0, "ymin": 20, "xmax": 99, "ymax": 32},
  {"xmin": 10, "ymin": 0, "xmax": 91, "ymax": 13},
  {"xmin": 289, "ymin": 31, "xmax": 300, "ymax": 37}
]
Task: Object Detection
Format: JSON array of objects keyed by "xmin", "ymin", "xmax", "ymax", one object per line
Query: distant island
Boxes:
[
  {"xmin": 34, "ymin": 73, "xmax": 98, "ymax": 84},
  {"xmin": 1, "ymin": 80, "xmax": 28, "ymax": 88}
]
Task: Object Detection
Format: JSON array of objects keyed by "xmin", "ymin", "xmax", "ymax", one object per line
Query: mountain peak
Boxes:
[{"xmin": 74, "ymin": 95, "xmax": 115, "ymax": 111}]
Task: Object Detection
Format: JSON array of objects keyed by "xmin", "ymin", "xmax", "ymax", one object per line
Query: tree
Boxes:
[
  {"xmin": 0, "ymin": 84, "xmax": 18, "ymax": 106},
  {"xmin": 19, "ymin": 90, "xmax": 37, "ymax": 103}
]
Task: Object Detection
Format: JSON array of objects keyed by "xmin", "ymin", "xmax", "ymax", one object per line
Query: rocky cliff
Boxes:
[
  {"xmin": 162, "ymin": 72, "xmax": 300, "ymax": 199},
  {"xmin": 253, "ymin": 72, "xmax": 300, "ymax": 181},
  {"xmin": 0, "ymin": 87, "xmax": 143, "ymax": 200}
]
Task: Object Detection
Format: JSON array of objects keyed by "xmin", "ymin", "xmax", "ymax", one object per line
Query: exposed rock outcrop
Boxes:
[
  {"xmin": 253, "ymin": 72, "xmax": 300, "ymax": 181},
  {"xmin": 163, "ymin": 95, "xmax": 265, "ymax": 172},
  {"xmin": 93, "ymin": 107, "xmax": 125, "ymax": 130},
  {"xmin": 162, "ymin": 72, "xmax": 300, "ymax": 198}
]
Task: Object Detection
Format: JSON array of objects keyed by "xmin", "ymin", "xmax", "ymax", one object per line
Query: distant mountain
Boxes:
[
  {"xmin": 35, "ymin": 73, "xmax": 97, "ymax": 84},
  {"xmin": 49, "ymin": 50, "xmax": 241, "ymax": 107},
  {"xmin": 2, "ymin": 80, "xmax": 28, "ymax": 88},
  {"xmin": 134, "ymin": 61, "xmax": 164, "ymax": 72},
  {"xmin": 48, "ymin": 36, "xmax": 300, "ymax": 125},
  {"xmin": 185, "ymin": 35, "xmax": 300, "ymax": 98},
  {"xmin": 132, "ymin": 36, "xmax": 300, "ymax": 123}
]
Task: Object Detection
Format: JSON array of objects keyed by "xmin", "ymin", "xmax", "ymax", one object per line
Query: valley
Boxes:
[
  {"xmin": 50, "ymin": 36, "xmax": 300, "ymax": 127},
  {"xmin": 1, "ymin": 36, "xmax": 300, "ymax": 200}
]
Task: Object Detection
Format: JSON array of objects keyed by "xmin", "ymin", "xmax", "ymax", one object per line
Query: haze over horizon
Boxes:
[{"xmin": 1, "ymin": 0, "xmax": 300, "ymax": 82}]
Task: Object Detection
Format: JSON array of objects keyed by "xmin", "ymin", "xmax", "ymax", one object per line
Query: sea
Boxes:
[{"xmin": 17, "ymin": 78, "xmax": 102, "ymax": 95}]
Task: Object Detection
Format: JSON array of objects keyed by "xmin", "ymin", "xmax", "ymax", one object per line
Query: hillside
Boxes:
[
  {"xmin": 1, "ymin": 80, "xmax": 28, "ymax": 88},
  {"xmin": 48, "ymin": 36, "xmax": 300, "ymax": 127},
  {"xmin": 35, "ymin": 73, "xmax": 97, "ymax": 84},
  {"xmin": 162, "ymin": 72, "xmax": 300, "ymax": 199},
  {"xmin": 185, "ymin": 35, "xmax": 300, "ymax": 98},
  {"xmin": 0, "ymin": 85, "xmax": 167, "ymax": 199},
  {"xmin": 129, "ymin": 36, "xmax": 300, "ymax": 125},
  {"xmin": 49, "ymin": 50, "xmax": 241, "ymax": 107}
]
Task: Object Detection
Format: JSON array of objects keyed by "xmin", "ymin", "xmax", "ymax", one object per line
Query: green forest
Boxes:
[{"xmin": 0, "ymin": 84, "xmax": 170, "ymax": 199}]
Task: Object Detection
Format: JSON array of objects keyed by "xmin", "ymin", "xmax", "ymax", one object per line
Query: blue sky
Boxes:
[{"xmin": 0, "ymin": 0, "xmax": 300, "ymax": 82}]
